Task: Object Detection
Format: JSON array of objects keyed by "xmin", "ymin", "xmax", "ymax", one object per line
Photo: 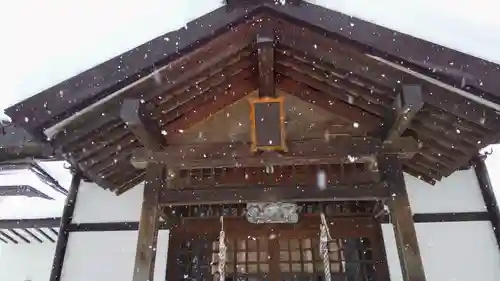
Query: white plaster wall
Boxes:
[
  {"xmin": 405, "ymin": 169, "xmax": 486, "ymax": 214},
  {"xmin": 61, "ymin": 230, "xmax": 169, "ymax": 281},
  {"xmin": 382, "ymin": 222, "xmax": 500, "ymax": 281},
  {"xmin": 0, "ymin": 242, "xmax": 56, "ymax": 281},
  {"xmin": 72, "ymin": 181, "xmax": 144, "ymax": 223}
]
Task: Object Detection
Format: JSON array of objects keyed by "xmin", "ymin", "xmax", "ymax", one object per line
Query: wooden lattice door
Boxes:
[{"xmin": 167, "ymin": 218, "xmax": 387, "ymax": 281}]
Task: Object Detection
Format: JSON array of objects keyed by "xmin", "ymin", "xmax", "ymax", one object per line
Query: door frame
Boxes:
[{"xmin": 166, "ymin": 215, "xmax": 389, "ymax": 281}]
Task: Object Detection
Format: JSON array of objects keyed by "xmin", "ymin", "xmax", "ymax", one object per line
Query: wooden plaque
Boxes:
[{"xmin": 249, "ymin": 96, "xmax": 287, "ymax": 152}]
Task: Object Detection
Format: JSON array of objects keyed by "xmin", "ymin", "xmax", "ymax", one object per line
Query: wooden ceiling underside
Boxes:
[{"xmin": 44, "ymin": 15, "xmax": 499, "ymax": 194}]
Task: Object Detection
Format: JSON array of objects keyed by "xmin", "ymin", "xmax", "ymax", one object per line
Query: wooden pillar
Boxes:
[
  {"xmin": 49, "ymin": 171, "xmax": 82, "ymax": 281},
  {"xmin": 132, "ymin": 163, "xmax": 165, "ymax": 281},
  {"xmin": 472, "ymin": 155, "xmax": 500, "ymax": 249},
  {"xmin": 378, "ymin": 155, "xmax": 427, "ymax": 281}
]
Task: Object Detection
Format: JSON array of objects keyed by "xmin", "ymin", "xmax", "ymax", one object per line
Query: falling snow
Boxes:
[{"xmin": 1, "ymin": 1, "xmax": 500, "ymax": 280}]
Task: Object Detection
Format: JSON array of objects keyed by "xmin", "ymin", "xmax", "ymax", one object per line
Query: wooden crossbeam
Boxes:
[
  {"xmin": 170, "ymin": 165, "xmax": 379, "ymax": 189},
  {"xmin": 131, "ymin": 137, "xmax": 418, "ymax": 169},
  {"xmin": 0, "ymin": 185, "xmax": 53, "ymax": 200},
  {"xmin": 120, "ymin": 99, "xmax": 166, "ymax": 151},
  {"xmin": 382, "ymin": 85, "xmax": 424, "ymax": 143},
  {"xmin": 132, "ymin": 164, "xmax": 164, "ymax": 281},
  {"xmin": 257, "ymin": 27, "xmax": 275, "ymax": 97},
  {"xmin": 159, "ymin": 183, "xmax": 389, "ymax": 206},
  {"xmin": 378, "ymin": 155, "xmax": 427, "ymax": 281}
]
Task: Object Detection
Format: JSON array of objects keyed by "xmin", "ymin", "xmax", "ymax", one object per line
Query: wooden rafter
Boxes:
[
  {"xmin": 131, "ymin": 137, "xmax": 418, "ymax": 169},
  {"xmin": 276, "ymin": 50, "xmax": 392, "ymax": 107},
  {"xmin": 275, "ymin": 63, "xmax": 386, "ymax": 117},
  {"xmin": 52, "ymin": 23, "xmax": 257, "ymax": 146},
  {"xmin": 7, "ymin": 6, "xmax": 262, "ymax": 135},
  {"xmin": 277, "ymin": 78, "xmax": 382, "ymax": 132},
  {"xmin": 381, "ymin": 85, "xmax": 424, "ymax": 143},
  {"xmin": 276, "ymin": 23, "xmax": 500, "ymax": 131},
  {"xmin": 120, "ymin": 99, "xmax": 165, "ymax": 151},
  {"xmin": 7, "ymin": 6, "xmax": 498, "ymax": 191},
  {"xmin": 161, "ymin": 71, "xmax": 257, "ymax": 138},
  {"xmin": 8, "ymin": 2, "xmax": 500, "ymax": 152},
  {"xmin": 151, "ymin": 54, "xmax": 255, "ymax": 119}
]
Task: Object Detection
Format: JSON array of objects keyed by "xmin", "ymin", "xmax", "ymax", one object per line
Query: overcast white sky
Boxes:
[{"xmin": 0, "ymin": 0, "xmax": 499, "ymax": 206}]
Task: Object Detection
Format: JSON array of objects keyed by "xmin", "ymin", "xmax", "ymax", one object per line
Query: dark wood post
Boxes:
[
  {"xmin": 378, "ymin": 155, "xmax": 427, "ymax": 281},
  {"xmin": 472, "ymin": 155, "xmax": 500, "ymax": 249},
  {"xmin": 49, "ymin": 171, "xmax": 82, "ymax": 281},
  {"xmin": 132, "ymin": 163, "xmax": 165, "ymax": 281},
  {"xmin": 257, "ymin": 26, "xmax": 275, "ymax": 98}
]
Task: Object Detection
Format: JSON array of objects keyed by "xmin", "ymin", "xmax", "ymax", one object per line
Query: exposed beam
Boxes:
[
  {"xmin": 23, "ymin": 229, "xmax": 44, "ymax": 243},
  {"xmin": 49, "ymin": 25, "xmax": 256, "ymax": 145},
  {"xmin": 0, "ymin": 122, "xmax": 56, "ymax": 161},
  {"xmin": 270, "ymin": 3, "xmax": 500, "ymax": 108},
  {"xmin": 382, "ymin": 85, "xmax": 424, "ymax": 143},
  {"xmin": 276, "ymin": 78, "xmax": 382, "ymax": 132},
  {"xmin": 6, "ymin": 5, "xmax": 260, "ymax": 136},
  {"xmin": 35, "ymin": 228, "xmax": 56, "ymax": 243},
  {"xmin": 0, "ymin": 185, "xmax": 53, "ymax": 200},
  {"xmin": 30, "ymin": 162, "xmax": 67, "ymax": 195},
  {"xmin": 257, "ymin": 26, "xmax": 275, "ymax": 97},
  {"xmin": 0, "ymin": 160, "xmax": 67, "ymax": 195},
  {"xmin": 275, "ymin": 63, "xmax": 386, "ymax": 117},
  {"xmin": 0, "ymin": 218, "xmax": 60, "ymax": 229},
  {"xmin": 132, "ymin": 164, "xmax": 164, "ymax": 281},
  {"xmin": 378, "ymin": 155, "xmax": 427, "ymax": 281},
  {"xmin": 277, "ymin": 25, "xmax": 500, "ymax": 131},
  {"xmin": 132, "ymin": 137, "xmax": 419, "ymax": 169},
  {"xmin": 151, "ymin": 55, "xmax": 254, "ymax": 119},
  {"xmin": 275, "ymin": 51, "xmax": 391, "ymax": 107},
  {"xmin": 49, "ymin": 227, "xmax": 58, "ymax": 236},
  {"xmin": 161, "ymin": 71, "xmax": 256, "ymax": 138},
  {"xmin": 0, "ymin": 230, "xmax": 17, "ymax": 243},
  {"xmin": 120, "ymin": 99, "xmax": 166, "ymax": 151},
  {"xmin": 159, "ymin": 183, "xmax": 389, "ymax": 206},
  {"xmin": 9, "ymin": 229, "xmax": 30, "ymax": 243}
]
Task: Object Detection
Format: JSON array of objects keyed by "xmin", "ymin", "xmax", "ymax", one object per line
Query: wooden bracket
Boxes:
[
  {"xmin": 120, "ymin": 99, "xmax": 166, "ymax": 151},
  {"xmin": 381, "ymin": 85, "xmax": 424, "ymax": 143}
]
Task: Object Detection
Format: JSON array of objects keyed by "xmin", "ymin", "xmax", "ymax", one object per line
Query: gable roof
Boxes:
[
  {"xmin": 6, "ymin": 1, "xmax": 500, "ymax": 136},
  {"xmin": 3, "ymin": 0, "xmax": 500, "ymax": 193}
]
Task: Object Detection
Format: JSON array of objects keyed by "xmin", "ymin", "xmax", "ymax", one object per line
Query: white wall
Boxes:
[
  {"xmin": 61, "ymin": 230, "xmax": 169, "ymax": 281},
  {"xmin": 63, "ymin": 182, "xmax": 170, "ymax": 281},
  {"xmin": 405, "ymin": 169, "xmax": 486, "ymax": 214},
  {"xmin": 0, "ymin": 242, "xmax": 56, "ymax": 281},
  {"xmin": 382, "ymin": 222, "xmax": 500, "ymax": 281},
  {"xmin": 72, "ymin": 181, "xmax": 144, "ymax": 223},
  {"xmin": 382, "ymin": 170, "xmax": 500, "ymax": 281},
  {"xmin": 63, "ymin": 170, "xmax": 500, "ymax": 281}
]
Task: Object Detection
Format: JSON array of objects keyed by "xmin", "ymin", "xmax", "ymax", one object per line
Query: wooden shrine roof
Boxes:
[{"xmin": 3, "ymin": 0, "xmax": 500, "ymax": 194}]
